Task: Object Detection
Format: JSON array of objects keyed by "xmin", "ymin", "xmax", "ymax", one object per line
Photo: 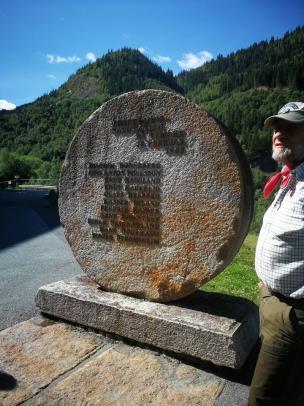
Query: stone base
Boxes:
[{"xmin": 35, "ymin": 275, "xmax": 259, "ymax": 369}]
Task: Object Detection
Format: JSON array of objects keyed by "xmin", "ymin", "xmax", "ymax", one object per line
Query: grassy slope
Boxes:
[{"xmin": 201, "ymin": 234, "xmax": 259, "ymax": 303}]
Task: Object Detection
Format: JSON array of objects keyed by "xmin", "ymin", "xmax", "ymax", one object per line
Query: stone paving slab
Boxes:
[
  {"xmin": 0, "ymin": 317, "xmax": 111, "ymax": 405},
  {"xmin": 0, "ymin": 315, "xmax": 252, "ymax": 406},
  {"xmin": 35, "ymin": 275, "xmax": 259, "ymax": 369},
  {"xmin": 32, "ymin": 343, "xmax": 224, "ymax": 406}
]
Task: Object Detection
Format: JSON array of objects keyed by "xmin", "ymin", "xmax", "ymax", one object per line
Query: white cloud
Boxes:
[
  {"xmin": 177, "ymin": 51, "xmax": 213, "ymax": 70},
  {"xmin": 86, "ymin": 52, "xmax": 97, "ymax": 62},
  {"xmin": 46, "ymin": 54, "xmax": 81, "ymax": 64},
  {"xmin": 0, "ymin": 99, "xmax": 16, "ymax": 111},
  {"xmin": 138, "ymin": 47, "xmax": 147, "ymax": 54},
  {"xmin": 47, "ymin": 74, "xmax": 56, "ymax": 79},
  {"xmin": 153, "ymin": 55, "xmax": 172, "ymax": 64}
]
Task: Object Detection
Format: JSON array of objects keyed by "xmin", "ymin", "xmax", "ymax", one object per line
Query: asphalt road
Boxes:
[{"xmin": 0, "ymin": 190, "xmax": 81, "ymax": 331}]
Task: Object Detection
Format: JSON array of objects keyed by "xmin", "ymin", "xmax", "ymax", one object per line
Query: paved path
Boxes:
[
  {"xmin": 0, "ymin": 316, "xmax": 253, "ymax": 405},
  {"xmin": 0, "ymin": 190, "xmax": 81, "ymax": 331}
]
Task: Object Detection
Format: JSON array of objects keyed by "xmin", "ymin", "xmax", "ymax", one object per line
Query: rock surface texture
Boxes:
[
  {"xmin": 0, "ymin": 316, "xmax": 252, "ymax": 406},
  {"xmin": 0, "ymin": 317, "xmax": 105, "ymax": 405},
  {"xmin": 59, "ymin": 90, "xmax": 253, "ymax": 302}
]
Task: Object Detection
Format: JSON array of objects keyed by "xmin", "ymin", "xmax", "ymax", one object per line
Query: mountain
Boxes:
[
  {"xmin": 0, "ymin": 48, "xmax": 183, "ymax": 163},
  {"xmin": 0, "ymin": 28, "xmax": 304, "ymax": 182},
  {"xmin": 177, "ymin": 26, "xmax": 304, "ymax": 165},
  {"xmin": 177, "ymin": 27, "xmax": 304, "ymax": 95}
]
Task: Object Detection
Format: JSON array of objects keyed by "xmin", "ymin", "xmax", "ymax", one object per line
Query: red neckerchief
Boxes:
[{"xmin": 263, "ymin": 165, "xmax": 293, "ymax": 199}]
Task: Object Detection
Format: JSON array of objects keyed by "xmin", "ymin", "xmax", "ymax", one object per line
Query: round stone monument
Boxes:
[{"xmin": 59, "ymin": 90, "xmax": 253, "ymax": 302}]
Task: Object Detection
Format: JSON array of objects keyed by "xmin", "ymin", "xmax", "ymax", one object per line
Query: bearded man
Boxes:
[{"xmin": 249, "ymin": 102, "xmax": 304, "ymax": 405}]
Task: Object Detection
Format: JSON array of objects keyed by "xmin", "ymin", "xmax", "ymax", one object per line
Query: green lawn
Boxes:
[{"xmin": 201, "ymin": 233, "xmax": 260, "ymax": 303}]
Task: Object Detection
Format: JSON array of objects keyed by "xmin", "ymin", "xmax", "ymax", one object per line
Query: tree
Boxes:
[{"xmin": 0, "ymin": 149, "xmax": 33, "ymax": 181}]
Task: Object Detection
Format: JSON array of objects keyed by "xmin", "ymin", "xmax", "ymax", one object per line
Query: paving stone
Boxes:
[
  {"xmin": 33, "ymin": 343, "xmax": 225, "ymax": 406},
  {"xmin": 59, "ymin": 89, "xmax": 253, "ymax": 302},
  {"xmin": 0, "ymin": 316, "xmax": 108, "ymax": 405},
  {"xmin": 36, "ymin": 275, "xmax": 259, "ymax": 369},
  {"xmin": 214, "ymin": 381, "xmax": 249, "ymax": 406}
]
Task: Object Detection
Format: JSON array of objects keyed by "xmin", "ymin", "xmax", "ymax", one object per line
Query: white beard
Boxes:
[
  {"xmin": 272, "ymin": 144, "xmax": 304, "ymax": 165},
  {"xmin": 272, "ymin": 147, "xmax": 293, "ymax": 164}
]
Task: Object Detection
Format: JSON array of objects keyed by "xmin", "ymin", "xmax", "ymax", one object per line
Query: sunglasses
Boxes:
[{"xmin": 278, "ymin": 102, "xmax": 304, "ymax": 114}]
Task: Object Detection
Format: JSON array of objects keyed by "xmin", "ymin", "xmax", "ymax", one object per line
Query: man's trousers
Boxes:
[{"xmin": 248, "ymin": 285, "xmax": 304, "ymax": 405}]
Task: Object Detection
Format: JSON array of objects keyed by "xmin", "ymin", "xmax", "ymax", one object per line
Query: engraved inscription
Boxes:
[
  {"xmin": 88, "ymin": 163, "xmax": 162, "ymax": 245},
  {"xmin": 113, "ymin": 117, "xmax": 186, "ymax": 156}
]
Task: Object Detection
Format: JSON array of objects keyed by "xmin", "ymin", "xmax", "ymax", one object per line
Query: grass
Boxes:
[{"xmin": 201, "ymin": 233, "xmax": 260, "ymax": 303}]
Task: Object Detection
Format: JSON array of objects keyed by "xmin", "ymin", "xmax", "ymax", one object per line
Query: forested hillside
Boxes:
[
  {"xmin": 177, "ymin": 27, "xmax": 304, "ymax": 94},
  {"xmin": 0, "ymin": 49, "xmax": 181, "ymax": 162},
  {"xmin": 177, "ymin": 26, "xmax": 304, "ymax": 164},
  {"xmin": 0, "ymin": 27, "xmax": 303, "ymax": 183}
]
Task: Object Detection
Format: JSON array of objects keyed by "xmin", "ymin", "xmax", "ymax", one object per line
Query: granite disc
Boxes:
[{"xmin": 59, "ymin": 90, "xmax": 253, "ymax": 302}]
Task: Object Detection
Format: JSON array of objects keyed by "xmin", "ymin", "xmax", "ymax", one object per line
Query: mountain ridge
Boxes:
[{"xmin": 0, "ymin": 27, "xmax": 303, "ymax": 181}]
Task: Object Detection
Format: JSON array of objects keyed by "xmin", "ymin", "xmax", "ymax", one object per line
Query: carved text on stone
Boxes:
[
  {"xmin": 88, "ymin": 163, "xmax": 162, "ymax": 245},
  {"xmin": 113, "ymin": 117, "xmax": 186, "ymax": 156}
]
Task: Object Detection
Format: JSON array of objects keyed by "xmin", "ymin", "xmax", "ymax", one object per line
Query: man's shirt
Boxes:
[{"xmin": 255, "ymin": 162, "xmax": 304, "ymax": 298}]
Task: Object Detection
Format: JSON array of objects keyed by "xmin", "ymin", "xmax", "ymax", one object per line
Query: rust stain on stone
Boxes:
[
  {"xmin": 149, "ymin": 263, "xmax": 179, "ymax": 284},
  {"xmin": 149, "ymin": 271, "xmax": 191, "ymax": 302},
  {"xmin": 216, "ymin": 164, "xmax": 241, "ymax": 194},
  {"xmin": 164, "ymin": 200, "xmax": 196, "ymax": 230},
  {"xmin": 185, "ymin": 240, "xmax": 196, "ymax": 254},
  {"xmin": 146, "ymin": 239, "xmax": 199, "ymax": 301},
  {"xmin": 77, "ymin": 256, "xmax": 91, "ymax": 270},
  {"xmin": 65, "ymin": 220, "xmax": 82, "ymax": 250}
]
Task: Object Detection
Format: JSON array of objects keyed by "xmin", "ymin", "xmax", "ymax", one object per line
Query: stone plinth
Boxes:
[
  {"xmin": 35, "ymin": 276, "xmax": 259, "ymax": 369},
  {"xmin": 59, "ymin": 90, "xmax": 253, "ymax": 302}
]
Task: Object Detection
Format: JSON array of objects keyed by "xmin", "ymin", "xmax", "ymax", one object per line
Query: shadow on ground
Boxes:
[{"xmin": 0, "ymin": 190, "xmax": 60, "ymax": 251}]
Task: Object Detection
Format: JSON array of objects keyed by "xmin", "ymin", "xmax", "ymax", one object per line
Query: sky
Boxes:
[{"xmin": 0, "ymin": 0, "xmax": 303, "ymax": 109}]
